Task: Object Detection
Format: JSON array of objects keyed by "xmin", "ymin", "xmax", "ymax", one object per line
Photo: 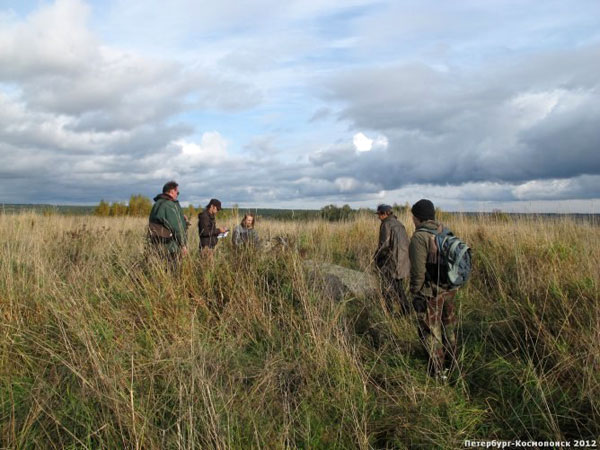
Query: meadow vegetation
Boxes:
[{"xmin": 0, "ymin": 211, "xmax": 598, "ymax": 449}]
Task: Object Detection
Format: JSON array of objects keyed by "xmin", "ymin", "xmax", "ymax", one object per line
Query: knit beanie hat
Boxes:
[{"xmin": 411, "ymin": 199, "xmax": 435, "ymax": 221}]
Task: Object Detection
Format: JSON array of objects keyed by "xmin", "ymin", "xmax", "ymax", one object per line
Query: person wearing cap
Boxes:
[
  {"xmin": 198, "ymin": 198, "xmax": 228, "ymax": 250},
  {"xmin": 409, "ymin": 199, "xmax": 457, "ymax": 380},
  {"xmin": 147, "ymin": 180, "xmax": 189, "ymax": 270},
  {"xmin": 373, "ymin": 204, "xmax": 411, "ymax": 316}
]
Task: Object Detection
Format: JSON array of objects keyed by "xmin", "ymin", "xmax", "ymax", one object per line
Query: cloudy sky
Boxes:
[{"xmin": 1, "ymin": 0, "xmax": 599, "ymax": 212}]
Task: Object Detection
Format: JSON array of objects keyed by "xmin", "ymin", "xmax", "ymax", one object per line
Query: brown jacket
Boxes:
[
  {"xmin": 374, "ymin": 214, "xmax": 410, "ymax": 280},
  {"xmin": 409, "ymin": 219, "xmax": 444, "ymax": 297}
]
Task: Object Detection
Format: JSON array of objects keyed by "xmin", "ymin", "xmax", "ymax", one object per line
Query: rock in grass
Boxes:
[{"xmin": 303, "ymin": 260, "xmax": 378, "ymax": 300}]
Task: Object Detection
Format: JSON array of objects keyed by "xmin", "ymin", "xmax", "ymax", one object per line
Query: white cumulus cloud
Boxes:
[
  {"xmin": 353, "ymin": 132, "xmax": 372, "ymax": 152},
  {"xmin": 353, "ymin": 132, "xmax": 388, "ymax": 152},
  {"xmin": 175, "ymin": 132, "xmax": 228, "ymax": 167}
]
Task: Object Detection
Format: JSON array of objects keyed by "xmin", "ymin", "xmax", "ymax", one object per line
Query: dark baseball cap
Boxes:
[
  {"xmin": 207, "ymin": 198, "xmax": 222, "ymax": 211},
  {"xmin": 376, "ymin": 204, "xmax": 393, "ymax": 214}
]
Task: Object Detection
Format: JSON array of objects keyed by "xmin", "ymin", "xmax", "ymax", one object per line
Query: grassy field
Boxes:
[{"xmin": 0, "ymin": 212, "xmax": 598, "ymax": 449}]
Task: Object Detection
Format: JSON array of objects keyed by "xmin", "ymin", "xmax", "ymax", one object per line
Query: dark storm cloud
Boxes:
[{"xmin": 314, "ymin": 45, "xmax": 600, "ymax": 192}]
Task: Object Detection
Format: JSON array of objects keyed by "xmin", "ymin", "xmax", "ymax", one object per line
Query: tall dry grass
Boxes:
[{"xmin": 0, "ymin": 212, "xmax": 598, "ymax": 449}]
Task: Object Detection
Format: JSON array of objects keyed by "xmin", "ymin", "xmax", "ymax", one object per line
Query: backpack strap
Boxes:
[
  {"xmin": 416, "ymin": 223, "xmax": 444, "ymax": 234},
  {"xmin": 416, "ymin": 227, "xmax": 437, "ymax": 235},
  {"xmin": 416, "ymin": 227, "xmax": 440, "ymax": 265}
]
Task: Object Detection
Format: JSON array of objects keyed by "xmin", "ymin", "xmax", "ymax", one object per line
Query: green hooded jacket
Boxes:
[
  {"xmin": 409, "ymin": 219, "xmax": 444, "ymax": 297},
  {"xmin": 148, "ymin": 193, "xmax": 188, "ymax": 253}
]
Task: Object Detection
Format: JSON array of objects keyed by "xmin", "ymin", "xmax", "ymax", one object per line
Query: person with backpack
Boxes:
[
  {"xmin": 373, "ymin": 204, "xmax": 411, "ymax": 315},
  {"xmin": 148, "ymin": 180, "xmax": 188, "ymax": 270},
  {"xmin": 409, "ymin": 199, "xmax": 471, "ymax": 380}
]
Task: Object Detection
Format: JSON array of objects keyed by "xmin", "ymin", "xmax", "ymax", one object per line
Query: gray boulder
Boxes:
[{"xmin": 303, "ymin": 260, "xmax": 378, "ymax": 300}]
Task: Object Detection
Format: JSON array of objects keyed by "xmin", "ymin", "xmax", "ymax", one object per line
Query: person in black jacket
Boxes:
[{"xmin": 198, "ymin": 198, "xmax": 228, "ymax": 250}]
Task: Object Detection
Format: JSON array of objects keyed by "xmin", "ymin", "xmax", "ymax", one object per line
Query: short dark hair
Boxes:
[{"xmin": 162, "ymin": 180, "xmax": 178, "ymax": 194}]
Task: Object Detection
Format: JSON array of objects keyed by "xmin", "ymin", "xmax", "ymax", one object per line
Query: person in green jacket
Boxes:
[
  {"xmin": 409, "ymin": 199, "xmax": 457, "ymax": 380},
  {"xmin": 148, "ymin": 181, "xmax": 189, "ymax": 269}
]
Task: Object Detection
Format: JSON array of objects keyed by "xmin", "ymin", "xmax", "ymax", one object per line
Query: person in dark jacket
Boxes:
[
  {"xmin": 233, "ymin": 213, "xmax": 260, "ymax": 248},
  {"xmin": 198, "ymin": 198, "xmax": 228, "ymax": 250},
  {"xmin": 148, "ymin": 180, "xmax": 188, "ymax": 270},
  {"xmin": 373, "ymin": 204, "xmax": 411, "ymax": 315},
  {"xmin": 409, "ymin": 199, "xmax": 457, "ymax": 380}
]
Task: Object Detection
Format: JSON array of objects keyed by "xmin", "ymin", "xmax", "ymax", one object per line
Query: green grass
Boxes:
[{"xmin": 0, "ymin": 212, "xmax": 598, "ymax": 448}]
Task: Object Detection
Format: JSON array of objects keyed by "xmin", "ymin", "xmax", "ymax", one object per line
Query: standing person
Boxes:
[
  {"xmin": 233, "ymin": 213, "xmax": 260, "ymax": 248},
  {"xmin": 148, "ymin": 180, "xmax": 188, "ymax": 270},
  {"xmin": 409, "ymin": 199, "xmax": 457, "ymax": 380},
  {"xmin": 198, "ymin": 198, "xmax": 228, "ymax": 251},
  {"xmin": 373, "ymin": 204, "xmax": 411, "ymax": 315}
]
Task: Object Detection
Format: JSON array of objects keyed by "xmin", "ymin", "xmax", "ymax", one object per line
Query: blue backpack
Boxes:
[{"xmin": 420, "ymin": 227, "xmax": 472, "ymax": 289}]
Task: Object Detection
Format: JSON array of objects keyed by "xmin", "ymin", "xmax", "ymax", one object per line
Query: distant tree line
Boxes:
[
  {"xmin": 94, "ymin": 195, "xmax": 153, "ymax": 217},
  {"xmin": 93, "ymin": 195, "xmax": 237, "ymax": 219},
  {"xmin": 319, "ymin": 203, "xmax": 411, "ymax": 221},
  {"xmin": 93, "ymin": 197, "xmax": 422, "ymax": 221},
  {"xmin": 320, "ymin": 204, "xmax": 354, "ymax": 221}
]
